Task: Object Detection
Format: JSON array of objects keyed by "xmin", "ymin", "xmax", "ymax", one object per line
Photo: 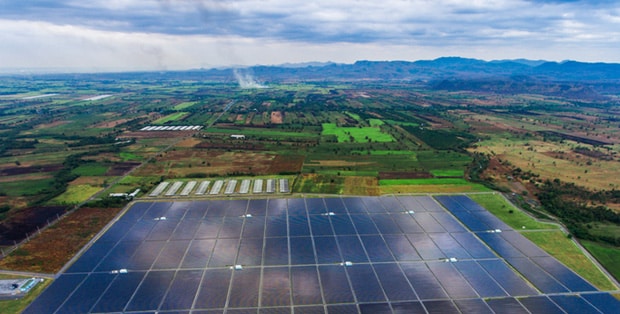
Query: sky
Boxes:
[{"xmin": 0, "ymin": 0, "xmax": 619, "ymax": 72}]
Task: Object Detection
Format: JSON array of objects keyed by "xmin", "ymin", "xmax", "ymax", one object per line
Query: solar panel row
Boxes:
[
  {"xmin": 149, "ymin": 179, "xmax": 290, "ymax": 197},
  {"xmin": 25, "ymin": 196, "xmax": 620, "ymax": 314}
]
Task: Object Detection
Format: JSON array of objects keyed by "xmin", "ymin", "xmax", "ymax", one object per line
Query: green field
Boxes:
[
  {"xmin": 0, "ymin": 178, "xmax": 55, "ymax": 196},
  {"xmin": 582, "ymin": 240, "xmax": 620, "ymax": 285},
  {"xmin": 380, "ymin": 178, "xmax": 474, "ymax": 186},
  {"xmin": 173, "ymin": 101, "xmax": 197, "ymax": 110},
  {"xmin": 50, "ymin": 184, "xmax": 101, "ymax": 204},
  {"xmin": 153, "ymin": 112, "xmax": 189, "ymax": 124},
  {"xmin": 321, "ymin": 123, "xmax": 394, "ymax": 143},
  {"xmin": 430, "ymin": 169, "xmax": 464, "ymax": 177}
]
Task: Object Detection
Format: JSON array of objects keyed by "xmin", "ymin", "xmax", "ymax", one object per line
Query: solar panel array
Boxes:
[
  {"xmin": 149, "ymin": 179, "xmax": 290, "ymax": 197},
  {"xmin": 25, "ymin": 196, "xmax": 620, "ymax": 313}
]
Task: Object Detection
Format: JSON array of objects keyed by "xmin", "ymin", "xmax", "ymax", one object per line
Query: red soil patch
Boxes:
[
  {"xmin": 105, "ymin": 162, "xmax": 141, "ymax": 176},
  {"xmin": 0, "ymin": 206, "xmax": 67, "ymax": 246},
  {"xmin": 270, "ymin": 111, "xmax": 283, "ymax": 124},
  {"xmin": 378, "ymin": 171, "xmax": 433, "ymax": 180},
  {"xmin": 0, "ymin": 164, "xmax": 63, "ymax": 176},
  {"xmin": 268, "ymin": 155, "xmax": 305, "ymax": 173}
]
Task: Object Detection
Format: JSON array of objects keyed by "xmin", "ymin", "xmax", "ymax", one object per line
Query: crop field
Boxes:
[
  {"xmin": 321, "ymin": 123, "xmax": 394, "ymax": 143},
  {"xmin": 153, "ymin": 112, "xmax": 189, "ymax": 124},
  {"xmin": 50, "ymin": 184, "xmax": 102, "ymax": 205}
]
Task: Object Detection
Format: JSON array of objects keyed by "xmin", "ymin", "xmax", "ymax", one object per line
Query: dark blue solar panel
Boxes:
[
  {"xmin": 349, "ymin": 214, "xmax": 379, "ymax": 234},
  {"xmin": 184, "ymin": 201, "xmax": 208, "ymax": 219},
  {"xmin": 57, "ymin": 273, "xmax": 115, "ymax": 313},
  {"xmin": 400, "ymin": 262, "xmax": 449, "ymax": 300},
  {"xmin": 422, "ymin": 300, "xmax": 460, "ymax": 313},
  {"xmin": 323, "ymin": 197, "xmax": 347, "ymax": 214},
  {"xmin": 290, "ymin": 237, "xmax": 316, "ymax": 265},
  {"xmin": 406, "ymin": 233, "xmax": 445, "ymax": 260},
  {"xmin": 153, "ymin": 240, "xmax": 190, "ymax": 269},
  {"xmin": 396, "ymin": 196, "xmax": 423, "ymax": 211},
  {"xmin": 373, "ymin": 263, "xmax": 417, "ymax": 301},
  {"xmin": 330, "ymin": 214, "xmax": 356, "ymax": 235},
  {"xmin": 181, "ymin": 239, "xmax": 214, "ymax": 269},
  {"xmin": 477, "ymin": 232, "xmax": 526, "ymax": 258},
  {"xmin": 338, "ymin": 235, "xmax": 369, "ymax": 263},
  {"xmin": 342, "ymin": 197, "xmax": 367, "ymax": 214},
  {"xmin": 265, "ymin": 216, "xmax": 287, "ymax": 237},
  {"xmin": 264, "ymin": 237, "xmax": 289, "ymax": 265},
  {"xmin": 519, "ymin": 296, "xmax": 565, "ymax": 314},
  {"xmin": 319, "ymin": 265, "xmax": 355, "ymax": 303},
  {"xmin": 294, "ymin": 306, "xmax": 324, "ymax": 314},
  {"xmin": 246, "ymin": 199, "xmax": 267, "ymax": 216},
  {"xmin": 122, "ymin": 220, "xmax": 156, "ymax": 242},
  {"xmin": 485, "ymin": 297, "xmax": 529, "ymax": 313},
  {"xmin": 531, "ymin": 256, "xmax": 597, "ymax": 292},
  {"xmin": 429, "ymin": 233, "xmax": 472, "ymax": 259},
  {"xmin": 208, "ymin": 238, "xmax": 239, "ymax": 267},
  {"xmin": 360, "ymin": 235, "xmax": 394, "ymax": 262},
  {"xmin": 430, "ymin": 211, "xmax": 467, "ymax": 232},
  {"xmin": 471, "ymin": 210, "xmax": 511, "ymax": 230},
  {"xmin": 226, "ymin": 199, "xmax": 248, "ymax": 216},
  {"xmin": 453, "ymin": 299, "xmax": 493, "ymax": 314},
  {"xmin": 371, "ymin": 213, "xmax": 401, "ymax": 234},
  {"xmin": 347, "ymin": 264, "xmax": 386, "ymax": 302},
  {"xmin": 160, "ymin": 270, "xmax": 202, "ymax": 310},
  {"xmin": 194, "ymin": 269, "xmax": 232, "ymax": 309},
  {"xmin": 378, "ymin": 196, "xmax": 405, "ymax": 213},
  {"xmin": 383, "ymin": 234, "xmax": 421, "ymax": 261},
  {"xmin": 166, "ymin": 202, "xmax": 189, "ymax": 218},
  {"xmin": 219, "ymin": 217, "xmax": 244, "ymax": 238},
  {"xmin": 291, "ymin": 266, "xmax": 322, "ymax": 305},
  {"xmin": 125, "ymin": 270, "xmax": 175, "ymax": 311},
  {"xmin": 65, "ymin": 239, "xmax": 117, "ymax": 273},
  {"xmin": 451, "ymin": 232, "xmax": 496, "ymax": 259},
  {"xmin": 127, "ymin": 240, "xmax": 166, "ymax": 270},
  {"xmin": 242, "ymin": 216, "xmax": 266, "ymax": 238},
  {"xmin": 581, "ymin": 292, "xmax": 620, "ymax": 314},
  {"xmin": 434, "ymin": 195, "xmax": 465, "ymax": 212},
  {"xmin": 314, "ymin": 236, "xmax": 341, "ymax": 264},
  {"xmin": 451, "ymin": 195, "xmax": 487, "ymax": 211},
  {"xmin": 90, "ymin": 272, "xmax": 145, "ymax": 313},
  {"xmin": 267, "ymin": 198, "xmax": 287, "ymax": 216},
  {"xmin": 288, "ymin": 215, "xmax": 311, "ymax": 236},
  {"xmin": 506, "ymin": 257, "xmax": 569, "ymax": 293},
  {"xmin": 142, "ymin": 202, "xmax": 171, "ymax": 220},
  {"xmin": 261, "ymin": 267, "xmax": 291, "ymax": 306},
  {"xmin": 427, "ymin": 262, "xmax": 479, "ymax": 299},
  {"xmin": 550, "ymin": 295, "xmax": 604, "ymax": 314},
  {"xmin": 304, "ymin": 198, "xmax": 326, "ymax": 215},
  {"xmin": 416, "ymin": 196, "xmax": 445, "ymax": 211},
  {"xmin": 478, "ymin": 259, "xmax": 538, "ymax": 296},
  {"xmin": 361, "ymin": 197, "xmax": 387, "ymax": 213},
  {"xmin": 287, "ymin": 198, "xmax": 307, "ymax": 216},
  {"xmin": 450, "ymin": 210, "xmax": 491, "ymax": 231},
  {"xmin": 194, "ymin": 219, "xmax": 222, "ymax": 239},
  {"xmin": 413, "ymin": 212, "xmax": 445, "ymax": 233},
  {"xmin": 394, "ymin": 214, "xmax": 425, "ymax": 233},
  {"xmin": 391, "ymin": 301, "xmax": 426, "ymax": 313},
  {"xmin": 170, "ymin": 219, "xmax": 200, "ymax": 240},
  {"xmin": 309, "ymin": 215, "xmax": 333, "ymax": 236},
  {"xmin": 23, "ymin": 274, "xmax": 87, "ymax": 314},
  {"xmin": 359, "ymin": 303, "xmax": 391, "ymax": 313},
  {"xmin": 454, "ymin": 261, "xmax": 508, "ymax": 298},
  {"xmin": 119, "ymin": 202, "xmax": 151, "ymax": 222},
  {"xmin": 237, "ymin": 237, "xmax": 263, "ymax": 266},
  {"xmin": 147, "ymin": 219, "xmax": 177, "ymax": 241},
  {"xmin": 227, "ymin": 268, "xmax": 260, "ymax": 308},
  {"xmin": 205, "ymin": 204, "xmax": 226, "ymax": 217},
  {"xmin": 500, "ymin": 230, "xmax": 548, "ymax": 257},
  {"xmin": 95, "ymin": 241, "xmax": 141, "ymax": 272}
]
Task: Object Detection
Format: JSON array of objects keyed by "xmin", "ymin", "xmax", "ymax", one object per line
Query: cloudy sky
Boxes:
[{"xmin": 1, "ymin": 0, "xmax": 619, "ymax": 72}]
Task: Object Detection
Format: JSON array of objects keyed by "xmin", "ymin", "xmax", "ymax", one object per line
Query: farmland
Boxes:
[{"xmin": 0, "ymin": 67, "xmax": 619, "ymax": 310}]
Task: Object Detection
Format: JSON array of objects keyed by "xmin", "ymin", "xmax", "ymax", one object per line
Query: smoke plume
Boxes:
[{"xmin": 233, "ymin": 68, "xmax": 267, "ymax": 89}]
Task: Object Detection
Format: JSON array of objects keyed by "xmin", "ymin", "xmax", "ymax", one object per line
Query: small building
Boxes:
[{"xmin": 230, "ymin": 134, "xmax": 246, "ymax": 140}]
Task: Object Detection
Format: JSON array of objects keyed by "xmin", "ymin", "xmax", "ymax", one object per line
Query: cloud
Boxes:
[{"xmin": 0, "ymin": 0, "xmax": 619, "ymax": 71}]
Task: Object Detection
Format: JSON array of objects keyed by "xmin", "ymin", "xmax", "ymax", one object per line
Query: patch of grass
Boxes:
[
  {"xmin": 523, "ymin": 231, "xmax": 617, "ymax": 290},
  {"xmin": 50, "ymin": 184, "xmax": 101, "ymax": 204},
  {"xmin": 0, "ymin": 178, "xmax": 55, "ymax": 196},
  {"xmin": 321, "ymin": 123, "xmax": 394, "ymax": 143},
  {"xmin": 153, "ymin": 112, "xmax": 188, "ymax": 124},
  {"xmin": 0, "ymin": 277, "xmax": 52, "ymax": 314},
  {"xmin": 293, "ymin": 174, "xmax": 344, "ymax": 194},
  {"xmin": 468, "ymin": 193, "xmax": 557, "ymax": 230},
  {"xmin": 119, "ymin": 152, "xmax": 142, "ymax": 161},
  {"xmin": 173, "ymin": 101, "xmax": 197, "ymax": 110},
  {"xmin": 368, "ymin": 150, "xmax": 416, "ymax": 156},
  {"xmin": 72, "ymin": 163, "xmax": 108, "ymax": 176},
  {"xmin": 582, "ymin": 240, "xmax": 620, "ymax": 285},
  {"xmin": 380, "ymin": 178, "xmax": 474, "ymax": 186},
  {"xmin": 430, "ymin": 169, "xmax": 465, "ymax": 177}
]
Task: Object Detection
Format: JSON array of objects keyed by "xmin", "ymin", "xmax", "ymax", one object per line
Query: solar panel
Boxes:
[{"xmin": 25, "ymin": 196, "xmax": 620, "ymax": 313}]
